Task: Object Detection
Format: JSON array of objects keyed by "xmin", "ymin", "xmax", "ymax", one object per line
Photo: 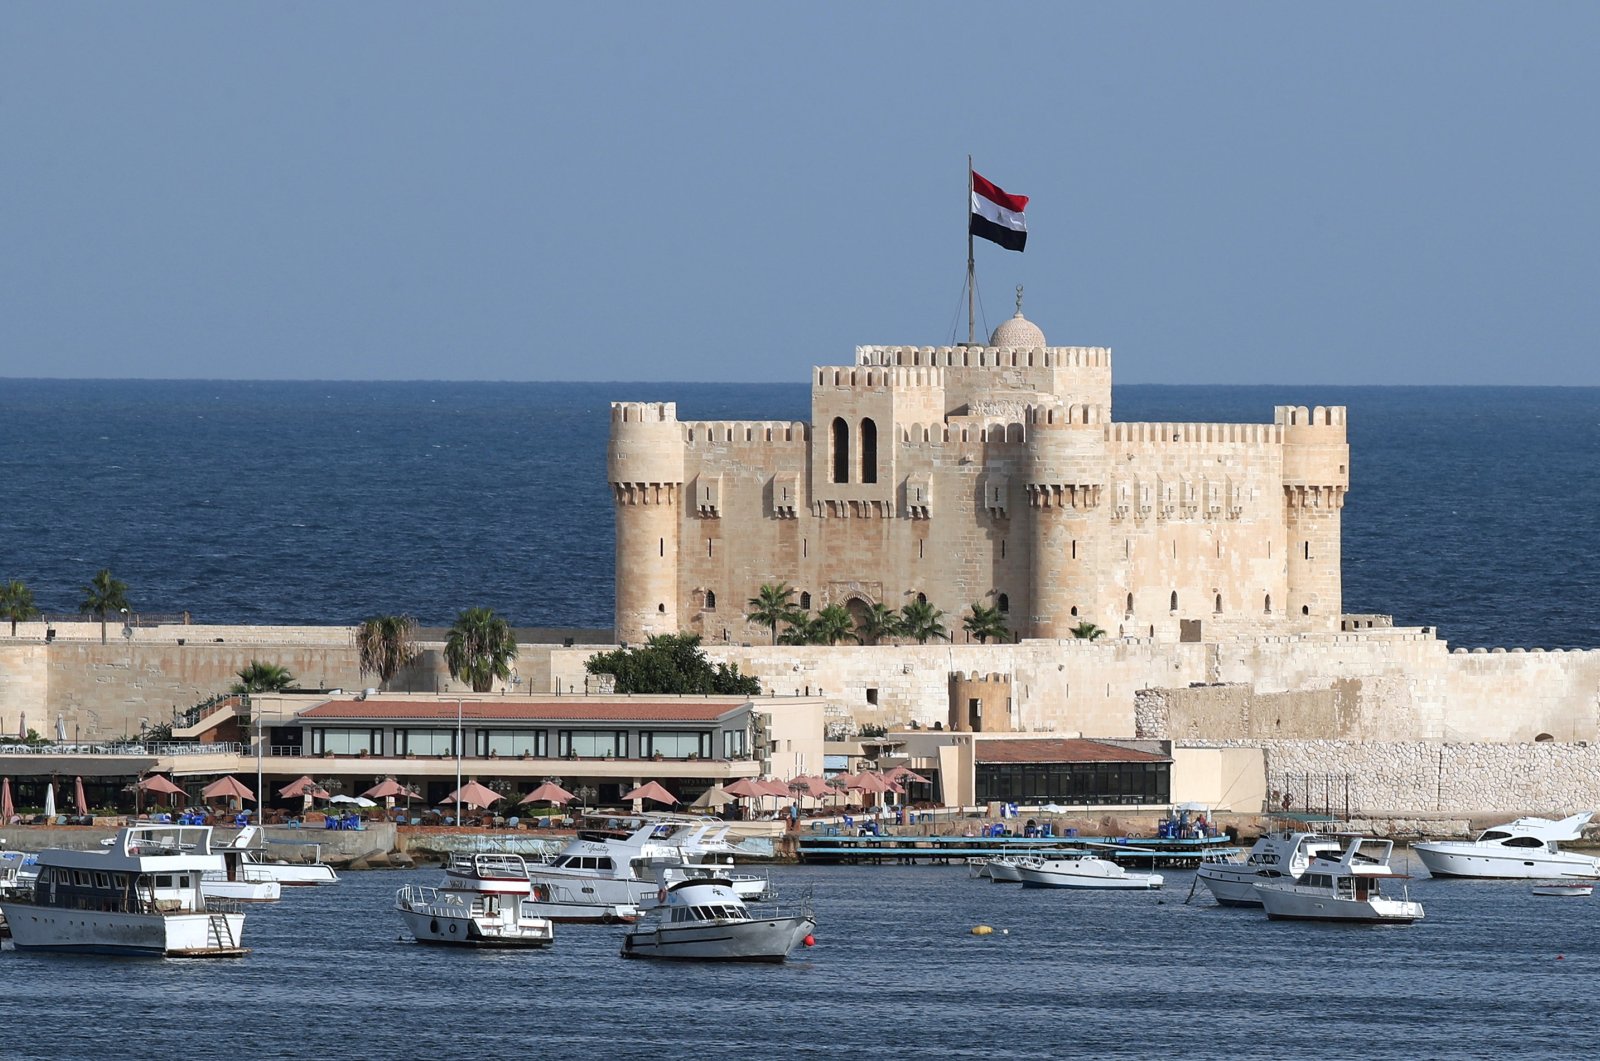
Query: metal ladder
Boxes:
[{"xmin": 207, "ymin": 913, "xmax": 235, "ymax": 950}]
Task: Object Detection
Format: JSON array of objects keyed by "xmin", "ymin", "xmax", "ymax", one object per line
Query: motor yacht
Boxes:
[
  {"xmin": 984, "ymin": 854, "xmax": 1042, "ymax": 883},
  {"xmin": 1254, "ymin": 837, "xmax": 1423, "ymax": 924},
  {"xmin": 621, "ymin": 874, "xmax": 814, "ymax": 962},
  {"xmin": 201, "ymin": 838, "xmax": 281, "ymax": 903},
  {"xmin": 1017, "ymin": 855, "xmax": 1164, "ymax": 890},
  {"xmin": 525, "ymin": 820, "xmax": 764, "ymax": 917},
  {"xmin": 1412, "ymin": 812, "xmax": 1600, "ymax": 880},
  {"xmin": 0, "ymin": 823, "xmax": 248, "ymax": 956},
  {"xmin": 396, "ymin": 851, "xmax": 554, "ymax": 947},
  {"xmin": 216, "ymin": 827, "xmax": 341, "ymax": 886},
  {"xmin": 1195, "ymin": 829, "xmax": 1344, "ymax": 906}
]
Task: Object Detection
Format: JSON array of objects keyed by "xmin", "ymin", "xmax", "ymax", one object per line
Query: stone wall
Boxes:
[{"xmin": 1181, "ymin": 737, "xmax": 1600, "ymax": 815}]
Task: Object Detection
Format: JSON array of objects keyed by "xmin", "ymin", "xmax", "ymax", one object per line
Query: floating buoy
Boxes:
[
  {"xmin": 1557, "ymin": 954, "xmax": 1565, "ymax": 960},
  {"xmin": 803, "ymin": 934, "xmax": 816, "ymax": 947},
  {"xmin": 971, "ymin": 925, "xmax": 994, "ymax": 936},
  {"xmin": 1000, "ymin": 929, "xmax": 1009, "ymax": 936}
]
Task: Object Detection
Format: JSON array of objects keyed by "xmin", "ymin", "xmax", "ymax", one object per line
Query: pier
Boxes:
[{"xmin": 794, "ymin": 832, "xmax": 1237, "ymax": 867}]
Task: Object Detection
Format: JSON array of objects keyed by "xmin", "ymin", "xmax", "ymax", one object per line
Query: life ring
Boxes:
[
  {"xmin": 449, "ymin": 922, "xmax": 458, "ymax": 934},
  {"xmin": 657, "ymin": 885, "xmax": 668, "ymax": 903}
]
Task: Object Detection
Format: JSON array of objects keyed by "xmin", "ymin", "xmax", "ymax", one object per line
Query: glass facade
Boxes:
[
  {"xmin": 642, "ymin": 731, "xmax": 711, "ymax": 758},
  {"xmin": 976, "ymin": 760, "xmax": 1169, "ymax": 805},
  {"xmin": 397, "ymin": 728, "xmax": 456, "ymax": 756},
  {"xmin": 560, "ymin": 730, "xmax": 627, "ymax": 758},
  {"xmin": 476, "ymin": 729, "xmax": 548, "ymax": 757},
  {"xmin": 312, "ymin": 728, "xmax": 379, "ymax": 755}
]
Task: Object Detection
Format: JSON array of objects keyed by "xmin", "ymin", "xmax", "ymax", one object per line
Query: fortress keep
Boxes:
[{"xmin": 609, "ymin": 305, "xmax": 1348, "ymax": 646}]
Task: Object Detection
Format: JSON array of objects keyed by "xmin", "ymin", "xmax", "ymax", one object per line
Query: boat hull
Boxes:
[
  {"xmin": 621, "ymin": 915, "xmax": 815, "ymax": 962},
  {"xmin": 987, "ymin": 860, "xmax": 1024, "ymax": 883},
  {"xmin": 396, "ymin": 904, "xmax": 554, "ymax": 948},
  {"xmin": 0, "ymin": 904, "xmax": 247, "ymax": 957},
  {"xmin": 1018, "ymin": 860, "xmax": 1163, "ymax": 890},
  {"xmin": 247, "ymin": 861, "xmax": 340, "ymax": 886},
  {"xmin": 1411, "ymin": 844, "xmax": 1600, "ymax": 880},
  {"xmin": 1195, "ymin": 865, "xmax": 1276, "ymax": 906},
  {"xmin": 1255, "ymin": 887, "xmax": 1423, "ymax": 924},
  {"xmin": 202, "ymin": 876, "xmax": 281, "ymax": 902}
]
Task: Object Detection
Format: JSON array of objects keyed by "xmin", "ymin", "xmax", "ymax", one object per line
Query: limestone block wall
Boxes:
[{"xmin": 1183, "ymin": 738, "xmax": 1600, "ymax": 815}]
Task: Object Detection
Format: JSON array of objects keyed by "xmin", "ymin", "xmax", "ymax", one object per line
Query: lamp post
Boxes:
[
  {"xmin": 455, "ymin": 698, "xmax": 463, "ymax": 828},
  {"xmin": 255, "ymin": 705, "xmax": 264, "ymax": 834}
]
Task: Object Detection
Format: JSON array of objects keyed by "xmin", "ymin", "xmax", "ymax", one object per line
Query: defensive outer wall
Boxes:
[{"xmin": 6, "ymin": 622, "xmax": 1600, "ymax": 814}]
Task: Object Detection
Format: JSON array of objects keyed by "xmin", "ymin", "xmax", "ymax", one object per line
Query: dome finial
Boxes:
[
  {"xmin": 987, "ymin": 287, "xmax": 1045, "ymax": 347},
  {"xmin": 1015, "ymin": 284, "xmax": 1024, "ymax": 316}
]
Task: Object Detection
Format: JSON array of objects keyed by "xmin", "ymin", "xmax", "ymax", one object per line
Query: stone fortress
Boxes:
[{"xmin": 609, "ymin": 294, "xmax": 1348, "ymax": 648}]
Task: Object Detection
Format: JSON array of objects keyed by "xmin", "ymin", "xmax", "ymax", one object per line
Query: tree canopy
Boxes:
[
  {"xmin": 231, "ymin": 660, "xmax": 296, "ymax": 693},
  {"xmin": 962, "ymin": 602, "xmax": 1011, "ymax": 644},
  {"xmin": 0, "ymin": 580, "xmax": 40, "ymax": 637},
  {"xmin": 586, "ymin": 633, "xmax": 760, "ymax": 695},
  {"xmin": 445, "ymin": 607, "xmax": 518, "ymax": 693},
  {"xmin": 357, "ymin": 614, "xmax": 420, "ymax": 687},
  {"xmin": 80, "ymin": 568, "xmax": 130, "ymax": 644}
]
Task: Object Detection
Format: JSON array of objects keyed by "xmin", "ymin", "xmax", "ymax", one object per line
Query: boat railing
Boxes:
[
  {"xmin": 744, "ymin": 881, "xmax": 814, "ymax": 922},
  {"xmin": 202, "ymin": 898, "xmax": 248, "ymax": 915}
]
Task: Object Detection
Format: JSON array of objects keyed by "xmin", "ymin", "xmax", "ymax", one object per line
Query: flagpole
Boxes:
[{"xmin": 967, "ymin": 154, "xmax": 975, "ymax": 345}]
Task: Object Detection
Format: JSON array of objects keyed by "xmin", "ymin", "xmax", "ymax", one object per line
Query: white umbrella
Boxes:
[
  {"xmin": 328, "ymin": 794, "xmax": 359, "ymax": 805},
  {"xmin": 353, "ymin": 796, "xmax": 378, "ymax": 808},
  {"xmin": 43, "ymin": 781, "xmax": 56, "ymax": 818}
]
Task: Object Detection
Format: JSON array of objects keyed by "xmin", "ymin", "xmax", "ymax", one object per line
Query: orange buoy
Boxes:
[{"xmin": 803, "ymin": 934, "xmax": 816, "ymax": 947}]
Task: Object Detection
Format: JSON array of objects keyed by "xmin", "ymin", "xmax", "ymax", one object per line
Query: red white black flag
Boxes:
[{"xmin": 970, "ymin": 170, "xmax": 1028, "ymax": 252}]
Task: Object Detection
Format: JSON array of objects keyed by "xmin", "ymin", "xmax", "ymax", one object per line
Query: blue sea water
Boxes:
[
  {"xmin": 0, "ymin": 380, "xmax": 1596, "ymax": 648},
  {"xmin": 3, "ymin": 864, "xmax": 1595, "ymax": 1060}
]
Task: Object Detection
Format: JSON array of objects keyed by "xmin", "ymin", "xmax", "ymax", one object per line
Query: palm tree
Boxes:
[
  {"xmin": 356, "ymin": 614, "xmax": 420, "ymax": 689},
  {"xmin": 1071, "ymin": 621, "xmax": 1107, "ymax": 641},
  {"xmin": 776, "ymin": 613, "xmax": 818, "ymax": 645},
  {"xmin": 746, "ymin": 582, "xmax": 796, "ymax": 644},
  {"xmin": 0, "ymin": 580, "xmax": 40, "ymax": 636},
  {"xmin": 857, "ymin": 602, "xmax": 902, "ymax": 646},
  {"xmin": 445, "ymin": 607, "xmax": 519, "ymax": 693},
  {"xmin": 231, "ymin": 660, "xmax": 295, "ymax": 693},
  {"xmin": 963, "ymin": 602, "xmax": 1011, "ymax": 644},
  {"xmin": 899, "ymin": 599, "xmax": 947, "ymax": 644},
  {"xmin": 79, "ymin": 568, "xmax": 130, "ymax": 645},
  {"xmin": 811, "ymin": 603, "xmax": 857, "ymax": 646}
]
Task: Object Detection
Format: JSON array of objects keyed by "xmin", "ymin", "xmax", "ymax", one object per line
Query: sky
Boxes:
[{"xmin": 3, "ymin": 3, "xmax": 1598, "ymax": 386}]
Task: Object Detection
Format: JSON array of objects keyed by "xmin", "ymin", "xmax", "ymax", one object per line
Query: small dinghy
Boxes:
[{"xmin": 1531, "ymin": 882, "xmax": 1593, "ymax": 897}]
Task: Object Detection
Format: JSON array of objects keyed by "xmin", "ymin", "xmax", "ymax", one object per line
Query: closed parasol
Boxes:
[
  {"xmin": 1, "ymin": 777, "xmax": 13, "ymax": 823},
  {"xmin": 74, "ymin": 775, "xmax": 89, "ymax": 816},
  {"xmin": 622, "ymin": 781, "xmax": 677, "ymax": 805}
]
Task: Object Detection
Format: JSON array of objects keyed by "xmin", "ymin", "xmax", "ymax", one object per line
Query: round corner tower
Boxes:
[
  {"xmin": 608, "ymin": 401, "xmax": 684, "ymax": 643},
  {"xmin": 1277, "ymin": 404, "xmax": 1349, "ymax": 628},
  {"xmin": 1024, "ymin": 402, "xmax": 1109, "ymax": 637}
]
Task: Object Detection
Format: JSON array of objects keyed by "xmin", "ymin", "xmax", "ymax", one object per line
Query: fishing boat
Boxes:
[
  {"xmin": 620, "ymin": 874, "xmax": 814, "ymax": 962},
  {"xmin": 1254, "ymin": 837, "xmax": 1423, "ymax": 924},
  {"xmin": 1017, "ymin": 855, "xmax": 1164, "ymax": 890},
  {"xmin": 1195, "ymin": 829, "xmax": 1344, "ymax": 906},
  {"xmin": 1411, "ymin": 812, "xmax": 1600, "ymax": 880},
  {"xmin": 396, "ymin": 851, "xmax": 554, "ymax": 947},
  {"xmin": 0, "ymin": 823, "xmax": 248, "ymax": 957}
]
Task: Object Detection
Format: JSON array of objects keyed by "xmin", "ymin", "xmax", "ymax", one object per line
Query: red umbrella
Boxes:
[
  {"xmin": 137, "ymin": 774, "xmax": 185, "ymax": 797},
  {"xmin": 722, "ymin": 778, "xmax": 767, "ymax": 799},
  {"xmin": 758, "ymin": 779, "xmax": 792, "ymax": 797},
  {"xmin": 442, "ymin": 781, "xmax": 501, "ymax": 810},
  {"xmin": 74, "ymin": 776, "xmax": 89, "ymax": 816},
  {"xmin": 278, "ymin": 775, "xmax": 319, "ymax": 798},
  {"xmin": 362, "ymin": 779, "xmax": 421, "ymax": 800},
  {"xmin": 520, "ymin": 781, "xmax": 575, "ymax": 805},
  {"xmin": 886, "ymin": 766, "xmax": 930, "ymax": 784},
  {"xmin": 1, "ymin": 777, "xmax": 13, "ymax": 823},
  {"xmin": 789, "ymin": 775, "xmax": 832, "ymax": 800},
  {"xmin": 200, "ymin": 775, "xmax": 255, "ymax": 802},
  {"xmin": 849, "ymin": 772, "xmax": 892, "ymax": 794},
  {"xmin": 622, "ymin": 781, "xmax": 677, "ymax": 805}
]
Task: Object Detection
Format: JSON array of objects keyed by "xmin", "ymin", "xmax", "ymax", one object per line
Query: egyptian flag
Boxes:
[{"xmin": 970, "ymin": 170, "xmax": 1028, "ymax": 252}]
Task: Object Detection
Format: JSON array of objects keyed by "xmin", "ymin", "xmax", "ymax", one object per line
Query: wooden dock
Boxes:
[{"xmin": 794, "ymin": 832, "xmax": 1237, "ymax": 867}]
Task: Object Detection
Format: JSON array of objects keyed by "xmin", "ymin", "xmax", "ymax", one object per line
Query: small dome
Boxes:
[{"xmin": 989, "ymin": 310, "xmax": 1045, "ymax": 349}]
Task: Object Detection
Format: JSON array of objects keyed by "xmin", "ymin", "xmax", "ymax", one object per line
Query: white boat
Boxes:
[
  {"xmin": 621, "ymin": 875, "xmax": 814, "ymax": 962},
  {"xmin": 0, "ymin": 823, "xmax": 248, "ymax": 957},
  {"xmin": 217, "ymin": 828, "xmax": 341, "ymax": 886},
  {"xmin": 396, "ymin": 851, "xmax": 554, "ymax": 947},
  {"xmin": 1254, "ymin": 837, "xmax": 1423, "ymax": 924},
  {"xmin": 1195, "ymin": 829, "xmax": 1344, "ymax": 906},
  {"xmin": 1412, "ymin": 812, "xmax": 1600, "ymax": 880},
  {"xmin": 201, "ymin": 839, "xmax": 281, "ymax": 903},
  {"xmin": 985, "ymin": 854, "xmax": 1042, "ymax": 883},
  {"xmin": 526, "ymin": 820, "xmax": 763, "ymax": 916},
  {"xmin": 1532, "ymin": 882, "xmax": 1593, "ymax": 897},
  {"xmin": 1018, "ymin": 856, "xmax": 1164, "ymax": 890}
]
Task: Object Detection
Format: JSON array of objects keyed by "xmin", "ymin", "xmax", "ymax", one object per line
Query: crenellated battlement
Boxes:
[
  {"xmin": 949, "ymin": 670, "xmax": 1012, "ymax": 685},
  {"xmin": 1029, "ymin": 403, "xmax": 1105, "ymax": 426},
  {"xmin": 897, "ymin": 420, "xmax": 1027, "ymax": 445},
  {"xmin": 1109, "ymin": 421, "xmax": 1283, "ymax": 447},
  {"xmin": 812, "ymin": 365, "xmax": 945, "ymax": 391},
  {"xmin": 856, "ymin": 345, "xmax": 1112, "ymax": 370},
  {"xmin": 1275, "ymin": 405, "xmax": 1347, "ymax": 429},
  {"xmin": 610, "ymin": 401, "xmax": 677, "ymax": 424},
  {"xmin": 683, "ymin": 420, "xmax": 810, "ymax": 445}
]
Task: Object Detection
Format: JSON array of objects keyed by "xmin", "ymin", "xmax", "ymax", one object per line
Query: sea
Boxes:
[
  {"xmin": 0, "ymin": 380, "xmax": 1597, "ymax": 648},
  {"xmin": 3, "ymin": 864, "xmax": 1596, "ymax": 1060}
]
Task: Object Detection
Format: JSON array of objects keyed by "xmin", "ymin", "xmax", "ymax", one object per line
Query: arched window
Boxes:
[
  {"xmin": 1301, "ymin": 604, "xmax": 1310, "ymax": 616},
  {"xmin": 831, "ymin": 417, "xmax": 849, "ymax": 484},
  {"xmin": 1169, "ymin": 591, "xmax": 1179, "ymax": 613},
  {"xmin": 799, "ymin": 592, "xmax": 811, "ymax": 610},
  {"xmin": 1070, "ymin": 606, "xmax": 1078, "ymax": 617},
  {"xmin": 705, "ymin": 591, "xmax": 716, "ymax": 611},
  {"xmin": 657, "ymin": 603, "xmax": 666, "ymax": 613},
  {"xmin": 997, "ymin": 593, "xmax": 1009, "ymax": 614},
  {"xmin": 916, "ymin": 592, "xmax": 927, "ymax": 604},
  {"xmin": 860, "ymin": 418, "xmax": 878, "ymax": 484},
  {"xmin": 1214, "ymin": 593, "xmax": 1222, "ymax": 614},
  {"xmin": 1264, "ymin": 594, "xmax": 1272, "ymax": 614}
]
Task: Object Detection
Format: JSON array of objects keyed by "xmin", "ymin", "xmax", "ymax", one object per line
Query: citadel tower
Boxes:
[{"xmin": 609, "ymin": 307, "xmax": 1347, "ymax": 646}]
